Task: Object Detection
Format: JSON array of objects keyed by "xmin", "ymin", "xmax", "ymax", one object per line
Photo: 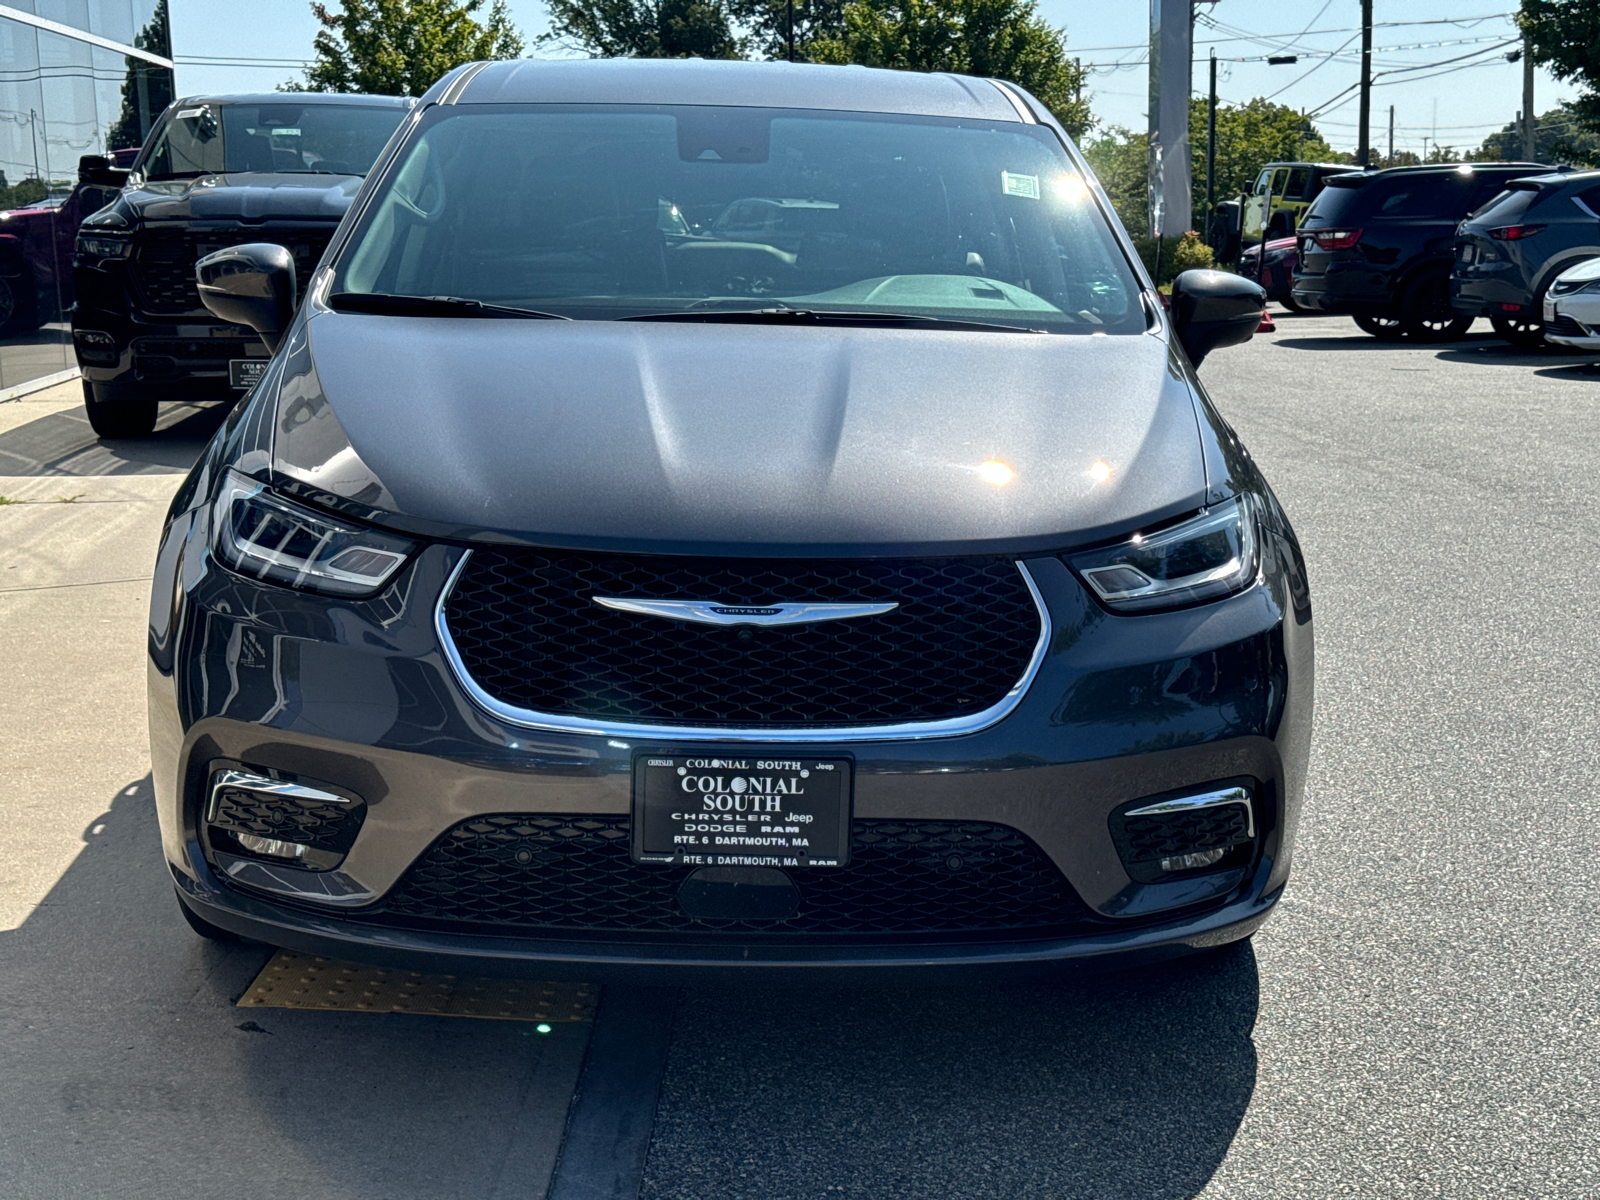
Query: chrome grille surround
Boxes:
[{"xmin": 434, "ymin": 550, "xmax": 1052, "ymax": 743}]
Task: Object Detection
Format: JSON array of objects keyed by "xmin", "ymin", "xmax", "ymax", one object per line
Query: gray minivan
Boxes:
[
  {"xmin": 150, "ymin": 59, "xmax": 1307, "ymax": 981},
  {"xmin": 1452, "ymin": 169, "xmax": 1600, "ymax": 345}
]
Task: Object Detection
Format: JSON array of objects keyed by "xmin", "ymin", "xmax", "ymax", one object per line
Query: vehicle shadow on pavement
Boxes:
[
  {"xmin": 644, "ymin": 954, "xmax": 1259, "ymax": 1200},
  {"xmin": 0, "ymin": 400, "xmax": 229, "ymax": 477},
  {"xmin": 0, "ymin": 775, "xmax": 585, "ymax": 1199}
]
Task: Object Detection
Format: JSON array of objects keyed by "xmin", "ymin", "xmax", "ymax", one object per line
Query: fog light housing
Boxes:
[
  {"xmin": 72, "ymin": 329, "xmax": 118, "ymax": 365},
  {"xmin": 204, "ymin": 767, "xmax": 366, "ymax": 872},
  {"xmin": 1108, "ymin": 784, "xmax": 1256, "ymax": 883}
]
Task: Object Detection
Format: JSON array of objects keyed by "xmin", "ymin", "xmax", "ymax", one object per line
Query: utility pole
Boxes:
[
  {"xmin": 1521, "ymin": 29, "xmax": 1535, "ymax": 159},
  {"xmin": 1357, "ymin": 0, "xmax": 1373, "ymax": 167},
  {"xmin": 786, "ymin": 0, "xmax": 795, "ymax": 62},
  {"xmin": 1206, "ymin": 51, "xmax": 1218, "ymax": 231},
  {"xmin": 1387, "ymin": 105, "xmax": 1394, "ymax": 167}
]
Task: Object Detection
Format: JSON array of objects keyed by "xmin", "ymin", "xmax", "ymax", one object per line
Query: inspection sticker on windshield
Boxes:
[{"xmin": 1002, "ymin": 171, "xmax": 1040, "ymax": 199}]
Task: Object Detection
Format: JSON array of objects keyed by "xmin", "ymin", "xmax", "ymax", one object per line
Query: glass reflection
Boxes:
[{"xmin": 0, "ymin": 4, "xmax": 172, "ymax": 392}]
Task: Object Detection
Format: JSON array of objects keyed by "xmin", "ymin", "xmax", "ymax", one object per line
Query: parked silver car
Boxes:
[{"xmin": 1542, "ymin": 255, "xmax": 1600, "ymax": 350}]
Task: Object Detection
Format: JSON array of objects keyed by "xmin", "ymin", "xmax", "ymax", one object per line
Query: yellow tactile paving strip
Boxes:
[{"xmin": 238, "ymin": 950, "xmax": 596, "ymax": 1023}]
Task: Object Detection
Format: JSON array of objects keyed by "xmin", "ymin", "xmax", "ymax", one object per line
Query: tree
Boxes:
[
  {"xmin": 1471, "ymin": 100, "xmax": 1600, "ymax": 167},
  {"xmin": 1082, "ymin": 98, "xmax": 1336, "ymax": 235},
  {"xmin": 726, "ymin": 0, "xmax": 846, "ymax": 61},
  {"xmin": 807, "ymin": 0, "xmax": 1091, "ymax": 137},
  {"xmin": 296, "ymin": 0, "xmax": 524, "ymax": 97},
  {"xmin": 1520, "ymin": 0, "xmax": 1600, "ymax": 133},
  {"xmin": 542, "ymin": 0, "xmax": 743, "ymax": 58},
  {"xmin": 1080, "ymin": 125, "xmax": 1146, "ymax": 232},
  {"xmin": 1187, "ymin": 95, "xmax": 1338, "ymax": 208},
  {"xmin": 106, "ymin": 0, "xmax": 173, "ymax": 151}
]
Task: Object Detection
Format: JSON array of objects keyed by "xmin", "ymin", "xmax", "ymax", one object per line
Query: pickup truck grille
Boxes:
[{"xmin": 132, "ymin": 229, "xmax": 333, "ymax": 314}]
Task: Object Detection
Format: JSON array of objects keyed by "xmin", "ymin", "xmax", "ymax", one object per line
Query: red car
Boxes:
[
  {"xmin": 1240, "ymin": 236, "xmax": 1302, "ymax": 310},
  {"xmin": 0, "ymin": 153, "xmax": 132, "ymax": 335}
]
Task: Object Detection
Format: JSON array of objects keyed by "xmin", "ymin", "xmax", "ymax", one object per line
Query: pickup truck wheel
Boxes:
[
  {"xmin": 1353, "ymin": 312, "xmax": 1404, "ymax": 340},
  {"xmin": 1490, "ymin": 314, "xmax": 1545, "ymax": 348},
  {"xmin": 83, "ymin": 381, "xmax": 158, "ymax": 439},
  {"xmin": 1399, "ymin": 272, "xmax": 1473, "ymax": 342},
  {"xmin": 0, "ymin": 271, "xmax": 38, "ymax": 336}
]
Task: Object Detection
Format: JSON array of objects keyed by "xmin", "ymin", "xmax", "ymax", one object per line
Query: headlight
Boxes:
[
  {"xmin": 1067, "ymin": 495, "xmax": 1260, "ymax": 612},
  {"xmin": 75, "ymin": 235, "xmax": 131, "ymax": 259},
  {"xmin": 212, "ymin": 471, "xmax": 415, "ymax": 596}
]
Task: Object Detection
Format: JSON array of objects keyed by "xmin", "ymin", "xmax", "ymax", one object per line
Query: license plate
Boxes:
[
  {"xmin": 1544, "ymin": 299, "xmax": 1557, "ymax": 321},
  {"xmin": 229, "ymin": 359, "xmax": 268, "ymax": 389},
  {"xmin": 632, "ymin": 755, "xmax": 852, "ymax": 868},
  {"xmin": 1457, "ymin": 245, "xmax": 1475, "ymax": 264}
]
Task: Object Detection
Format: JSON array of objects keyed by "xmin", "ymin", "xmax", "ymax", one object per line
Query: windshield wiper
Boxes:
[
  {"xmin": 328, "ymin": 293, "xmax": 572, "ymax": 320},
  {"xmin": 619, "ymin": 306, "xmax": 1048, "ymax": 333}
]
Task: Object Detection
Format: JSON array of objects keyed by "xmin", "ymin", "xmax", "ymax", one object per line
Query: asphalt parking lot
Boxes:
[{"xmin": 2, "ymin": 314, "xmax": 1597, "ymax": 1198}]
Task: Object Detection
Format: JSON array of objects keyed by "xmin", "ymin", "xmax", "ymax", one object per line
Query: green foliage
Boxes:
[
  {"xmin": 542, "ymin": 0, "xmax": 743, "ymax": 58},
  {"xmin": 807, "ymin": 0, "xmax": 1091, "ymax": 137},
  {"xmin": 1520, "ymin": 0, "xmax": 1600, "ymax": 133},
  {"xmin": 106, "ymin": 0, "xmax": 171, "ymax": 151},
  {"xmin": 1083, "ymin": 97, "xmax": 1339, "ymax": 235},
  {"xmin": 298, "ymin": 0, "xmax": 524, "ymax": 96},
  {"xmin": 0, "ymin": 175, "xmax": 48, "ymax": 212},
  {"xmin": 1470, "ymin": 101, "xmax": 1600, "ymax": 167},
  {"xmin": 1188, "ymin": 95, "xmax": 1339, "ymax": 206},
  {"xmin": 1080, "ymin": 124, "xmax": 1146, "ymax": 233},
  {"xmin": 725, "ymin": 0, "xmax": 846, "ymax": 61},
  {"xmin": 1131, "ymin": 231, "xmax": 1213, "ymax": 287}
]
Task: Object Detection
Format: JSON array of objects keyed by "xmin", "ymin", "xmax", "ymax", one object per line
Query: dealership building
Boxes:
[{"xmin": 1, "ymin": 1, "xmax": 174, "ymax": 396}]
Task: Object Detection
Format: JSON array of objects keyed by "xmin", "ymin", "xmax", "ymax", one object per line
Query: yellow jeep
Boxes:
[{"xmin": 1244, "ymin": 162, "xmax": 1360, "ymax": 242}]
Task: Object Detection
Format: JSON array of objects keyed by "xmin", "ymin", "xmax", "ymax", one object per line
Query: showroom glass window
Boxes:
[{"xmin": 0, "ymin": 1, "xmax": 173, "ymax": 392}]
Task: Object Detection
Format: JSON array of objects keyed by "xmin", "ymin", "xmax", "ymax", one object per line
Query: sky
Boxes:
[{"xmin": 169, "ymin": 0, "xmax": 1577, "ymax": 160}]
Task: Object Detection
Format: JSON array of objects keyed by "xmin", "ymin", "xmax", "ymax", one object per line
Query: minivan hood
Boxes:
[
  {"xmin": 271, "ymin": 314, "xmax": 1211, "ymax": 554},
  {"xmin": 125, "ymin": 173, "xmax": 360, "ymax": 222}
]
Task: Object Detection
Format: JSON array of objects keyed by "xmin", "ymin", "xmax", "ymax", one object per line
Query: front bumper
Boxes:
[{"xmin": 149, "ymin": 499, "xmax": 1314, "ymax": 977}]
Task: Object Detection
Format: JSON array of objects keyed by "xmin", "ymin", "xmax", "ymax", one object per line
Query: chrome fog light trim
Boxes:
[{"xmin": 1125, "ymin": 785, "xmax": 1255, "ymax": 839}]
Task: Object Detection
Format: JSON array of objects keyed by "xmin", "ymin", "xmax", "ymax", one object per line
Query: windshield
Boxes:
[
  {"xmin": 333, "ymin": 105, "xmax": 1143, "ymax": 332},
  {"xmin": 141, "ymin": 102, "xmax": 405, "ymax": 180}
]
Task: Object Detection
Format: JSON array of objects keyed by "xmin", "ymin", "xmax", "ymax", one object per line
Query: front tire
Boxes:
[
  {"xmin": 83, "ymin": 381, "xmax": 158, "ymax": 439},
  {"xmin": 1354, "ymin": 312, "xmax": 1404, "ymax": 340},
  {"xmin": 1398, "ymin": 272, "xmax": 1473, "ymax": 342},
  {"xmin": 1490, "ymin": 314, "xmax": 1545, "ymax": 347}
]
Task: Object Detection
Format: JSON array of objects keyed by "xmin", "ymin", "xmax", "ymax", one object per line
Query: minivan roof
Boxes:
[{"xmin": 424, "ymin": 59, "xmax": 1031, "ymax": 125}]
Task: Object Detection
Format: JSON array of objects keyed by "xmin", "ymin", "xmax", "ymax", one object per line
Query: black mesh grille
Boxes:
[
  {"xmin": 132, "ymin": 230, "xmax": 333, "ymax": 314},
  {"xmin": 444, "ymin": 549, "xmax": 1040, "ymax": 727},
  {"xmin": 208, "ymin": 783, "xmax": 365, "ymax": 855},
  {"xmin": 1108, "ymin": 799, "xmax": 1254, "ymax": 884},
  {"xmin": 1118, "ymin": 806, "xmax": 1250, "ymax": 863},
  {"xmin": 1545, "ymin": 314, "xmax": 1589, "ymax": 338},
  {"xmin": 367, "ymin": 815, "xmax": 1090, "ymax": 939}
]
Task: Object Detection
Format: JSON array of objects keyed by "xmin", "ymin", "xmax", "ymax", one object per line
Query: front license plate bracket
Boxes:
[{"xmin": 631, "ymin": 755, "xmax": 852, "ymax": 868}]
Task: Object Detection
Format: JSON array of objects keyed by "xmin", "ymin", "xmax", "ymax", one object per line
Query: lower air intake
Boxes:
[{"xmin": 366, "ymin": 815, "xmax": 1092, "ymax": 940}]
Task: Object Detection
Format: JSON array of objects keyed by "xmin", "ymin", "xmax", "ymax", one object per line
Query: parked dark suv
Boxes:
[
  {"xmin": 1451, "ymin": 169, "xmax": 1600, "ymax": 346},
  {"xmin": 71, "ymin": 92, "xmax": 409, "ymax": 438},
  {"xmin": 1292, "ymin": 162, "xmax": 1548, "ymax": 341}
]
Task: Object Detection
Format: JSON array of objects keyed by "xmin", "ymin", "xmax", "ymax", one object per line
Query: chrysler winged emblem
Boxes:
[{"xmin": 593, "ymin": 597, "xmax": 897, "ymax": 627}]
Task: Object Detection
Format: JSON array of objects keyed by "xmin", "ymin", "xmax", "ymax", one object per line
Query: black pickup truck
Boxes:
[{"xmin": 71, "ymin": 93, "xmax": 409, "ymax": 438}]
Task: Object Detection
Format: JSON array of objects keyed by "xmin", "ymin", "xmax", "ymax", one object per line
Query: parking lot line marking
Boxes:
[
  {"xmin": 236, "ymin": 950, "xmax": 596, "ymax": 1022},
  {"xmin": 547, "ymin": 986, "xmax": 679, "ymax": 1200}
]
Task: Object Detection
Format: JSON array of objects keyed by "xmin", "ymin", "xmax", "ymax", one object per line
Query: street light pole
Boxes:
[
  {"xmin": 1206, "ymin": 51, "xmax": 1217, "ymax": 233},
  {"xmin": 1357, "ymin": 0, "xmax": 1373, "ymax": 167},
  {"xmin": 786, "ymin": 0, "xmax": 795, "ymax": 62}
]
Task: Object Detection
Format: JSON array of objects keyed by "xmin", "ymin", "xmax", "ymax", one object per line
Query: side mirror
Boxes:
[
  {"xmin": 77, "ymin": 154, "xmax": 127, "ymax": 188},
  {"xmin": 197, "ymin": 243, "xmax": 296, "ymax": 352},
  {"xmin": 1170, "ymin": 270, "xmax": 1267, "ymax": 367}
]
